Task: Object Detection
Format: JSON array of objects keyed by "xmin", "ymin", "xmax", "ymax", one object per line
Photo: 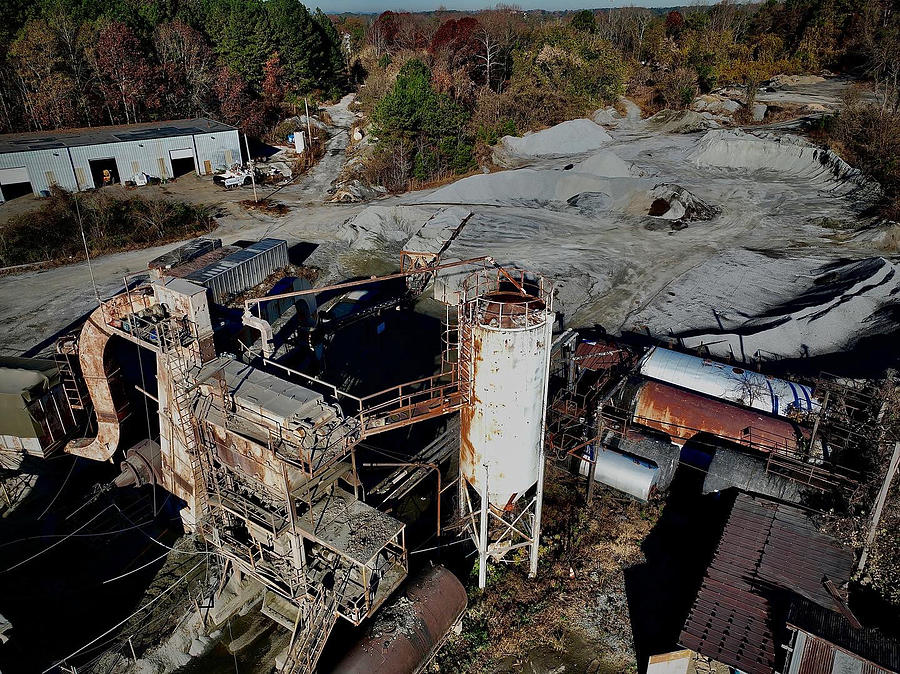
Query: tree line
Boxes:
[
  {"xmin": 0, "ymin": 0, "xmax": 347, "ymax": 136},
  {"xmin": 342, "ymin": 0, "xmax": 900, "ymax": 194}
]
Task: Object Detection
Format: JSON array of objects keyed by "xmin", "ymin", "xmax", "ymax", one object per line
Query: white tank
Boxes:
[
  {"xmin": 579, "ymin": 447, "xmax": 659, "ymax": 502},
  {"xmin": 639, "ymin": 346, "xmax": 819, "ymax": 417},
  {"xmin": 459, "ymin": 269, "xmax": 554, "ymax": 507}
]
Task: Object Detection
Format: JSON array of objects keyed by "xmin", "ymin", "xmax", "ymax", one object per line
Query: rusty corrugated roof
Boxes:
[
  {"xmin": 679, "ymin": 494, "xmax": 855, "ymax": 674},
  {"xmin": 574, "ymin": 339, "xmax": 630, "ymax": 371},
  {"xmin": 787, "ymin": 599, "xmax": 900, "ymax": 673}
]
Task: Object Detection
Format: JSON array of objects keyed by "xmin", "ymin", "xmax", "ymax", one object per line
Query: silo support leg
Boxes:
[
  {"xmin": 478, "ymin": 468, "xmax": 489, "ymax": 589},
  {"xmin": 529, "ymin": 455, "xmax": 545, "ymax": 579}
]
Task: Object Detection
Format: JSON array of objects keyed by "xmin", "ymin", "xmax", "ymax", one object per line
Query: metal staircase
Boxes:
[
  {"xmin": 165, "ymin": 340, "xmax": 211, "ymax": 531},
  {"xmin": 281, "ymin": 565, "xmax": 354, "ymax": 674}
]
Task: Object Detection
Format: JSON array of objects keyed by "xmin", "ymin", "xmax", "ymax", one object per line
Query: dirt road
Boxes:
[{"xmin": 0, "ymin": 95, "xmax": 366, "ymax": 356}]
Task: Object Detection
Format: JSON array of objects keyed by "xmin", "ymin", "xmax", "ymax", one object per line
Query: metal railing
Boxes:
[
  {"xmin": 263, "ymin": 359, "xmax": 463, "ymax": 444},
  {"xmin": 459, "ymin": 267, "xmax": 553, "ymax": 331}
]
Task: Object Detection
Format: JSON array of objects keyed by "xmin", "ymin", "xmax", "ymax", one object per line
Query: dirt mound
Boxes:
[
  {"xmin": 418, "ymin": 148, "xmax": 643, "ymax": 209},
  {"xmin": 630, "ymin": 251, "xmax": 900, "ymax": 360},
  {"xmin": 644, "ymin": 109, "xmax": 721, "ymax": 134},
  {"xmin": 493, "ymin": 119, "xmax": 612, "ymax": 167},
  {"xmin": 688, "ymin": 130, "xmax": 880, "ymax": 203},
  {"xmin": 417, "ymin": 168, "xmax": 657, "ymax": 210},
  {"xmin": 646, "ymin": 184, "xmax": 718, "ymax": 222},
  {"xmin": 571, "ymin": 150, "xmax": 634, "ymax": 177},
  {"xmin": 341, "ymin": 205, "xmax": 436, "ymax": 250},
  {"xmin": 768, "ymin": 73, "xmax": 826, "ymax": 88},
  {"xmin": 591, "ymin": 107, "xmax": 623, "ymax": 127},
  {"xmin": 691, "ymin": 94, "xmax": 742, "ymax": 116}
]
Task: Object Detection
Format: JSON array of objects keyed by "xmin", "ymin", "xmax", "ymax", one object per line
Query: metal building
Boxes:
[{"xmin": 0, "ymin": 118, "xmax": 241, "ymax": 202}]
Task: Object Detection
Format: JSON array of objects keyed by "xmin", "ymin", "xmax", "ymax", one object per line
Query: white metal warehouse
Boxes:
[{"xmin": 0, "ymin": 118, "xmax": 242, "ymax": 203}]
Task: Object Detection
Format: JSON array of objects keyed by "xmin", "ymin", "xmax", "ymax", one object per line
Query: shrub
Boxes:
[
  {"xmin": 831, "ymin": 96, "xmax": 900, "ymax": 218},
  {"xmin": 0, "ymin": 187, "xmax": 214, "ymax": 267},
  {"xmin": 370, "ymin": 59, "xmax": 474, "ymax": 188},
  {"xmin": 658, "ymin": 67, "xmax": 699, "ymax": 109}
]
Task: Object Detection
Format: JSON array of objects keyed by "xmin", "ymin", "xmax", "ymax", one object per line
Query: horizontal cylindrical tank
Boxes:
[
  {"xmin": 579, "ymin": 446, "xmax": 659, "ymax": 501},
  {"xmin": 638, "ymin": 346, "xmax": 818, "ymax": 417},
  {"xmin": 459, "ymin": 270, "xmax": 554, "ymax": 507},
  {"xmin": 629, "ymin": 379, "xmax": 803, "ymax": 454},
  {"xmin": 332, "ymin": 565, "xmax": 467, "ymax": 674}
]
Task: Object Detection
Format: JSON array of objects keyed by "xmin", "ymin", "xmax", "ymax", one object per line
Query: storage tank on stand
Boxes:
[{"xmin": 457, "ymin": 267, "xmax": 554, "ymax": 588}]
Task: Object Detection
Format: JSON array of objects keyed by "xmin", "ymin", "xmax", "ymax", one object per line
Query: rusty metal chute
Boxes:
[{"xmin": 65, "ymin": 289, "xmax": 154, "ymax": 461}]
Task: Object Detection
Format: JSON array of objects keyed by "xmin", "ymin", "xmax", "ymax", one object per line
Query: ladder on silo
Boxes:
[
  {"xmin": 456, "ymin": 307, "xmax": 474, "ymax": 405},
  {"xmin": 165, "ymin": 339, "xmax": 211, "ymax": 532},
  {"xmin": 281, "ymin": 565, "xmax": 352, "ymax": 674}
]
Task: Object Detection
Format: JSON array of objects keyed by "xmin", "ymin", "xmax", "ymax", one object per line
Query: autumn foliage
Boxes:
[{"xmin": 0, "ymin": 0, "xmax": 346, "ymax": 136}]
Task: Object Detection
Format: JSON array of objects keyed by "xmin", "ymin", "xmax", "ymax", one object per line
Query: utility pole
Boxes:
[
  {"xmin": 857, "ymin": 441, "xmax": 900, "ymax": 574},
  {"xmin": 304, "ymin": 98, "xmax": 314, "ymax": 156},
  {"xmin": 243, "ymin": 133, "xmax": 258, "ymax": 203}
]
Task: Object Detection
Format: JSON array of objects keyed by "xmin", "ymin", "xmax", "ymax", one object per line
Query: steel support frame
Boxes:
[{"xmin": 459, "ymin": 467, "xmax": 543, "ymax": 590}]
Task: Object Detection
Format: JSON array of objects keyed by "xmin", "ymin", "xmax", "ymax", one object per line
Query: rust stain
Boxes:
[
  {"xmin": 633, "ymin": 381, "xmax": 801, "ymax": 454},
  {"xmin": 65, "ymin": 290, "xmax": 153, "ymax": 461},
  {"xmin": 459, "ymin": 402, "xmax": 476, "ymax": 483},
  {"xmin": 212, "ymin": 424, "xmax": 284, "ymax": 492}
]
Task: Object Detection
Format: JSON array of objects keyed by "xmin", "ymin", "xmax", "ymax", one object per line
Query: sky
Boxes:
[{"xmin": 323, "ymin": 0, "xmax": 715, "ymax": 14}]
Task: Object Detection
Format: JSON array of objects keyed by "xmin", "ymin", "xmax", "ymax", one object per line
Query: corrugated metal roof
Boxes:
[
  {"xmin": 148, "ymin": 238, "xmax": 221, "ymax": 271},
  {"xmin": 166, "ymin": 246, "xmax": 241, "ymax": 279},
  {"xmin": 185, "ymin": 238, "xmax": 285, "ymax": 285},
  {"xmin": 680, "ymin": 494, "xmax": 855, "ymax": 674},
  {"xmin": 0, "ymin": 118, "xmax": 235, "ymax": 154},
  {"xmin": 794, "ymin": 631, "xmax": 836, "ymax": 674},
  {"xmin": 787, "ymin": 599, "xmax": 900, "ymax": 673},
  {"xmin": 574, "ymin": 339, "xmax": 631, "ymax": 371}
]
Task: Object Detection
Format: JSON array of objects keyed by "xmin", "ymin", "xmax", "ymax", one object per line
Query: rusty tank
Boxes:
[
  {"xmin": 331, "ymin": 564, "xmax": 467, "ymax": 674},
  {"xmin": 458, "ymin": 269, "xmax": 554, "ymax": 507},
  {"xmin": 627, "ymin": 379, "xmax": 804, "ymax": 455}
]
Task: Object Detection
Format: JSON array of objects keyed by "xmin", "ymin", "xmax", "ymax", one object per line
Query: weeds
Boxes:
[
  {"xmin": 433, "ymin": 464, "xmax": 661, "ymax": 673},
  {"xmin": 0, "ymin": 186, "xmax": 214, "ymax": 268}
]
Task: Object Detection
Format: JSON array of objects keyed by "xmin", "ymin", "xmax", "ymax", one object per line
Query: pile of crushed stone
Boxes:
[
  {"xmin": 630, "ymin": 251, "xmax": 900, "ymax": 360},
  {"xmin": 644, "ymin": 109, "xmax": 721, "ymax": 134},
  {"xmin": 492, "ymin": 119, "xmax": 612, "ymax": 167},
  {"xmin": 688, "ymin": 130, "xmax": 881, "ymax": 204}
]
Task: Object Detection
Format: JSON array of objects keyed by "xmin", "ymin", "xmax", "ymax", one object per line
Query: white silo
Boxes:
[{"xmin": 457, "ymin": 267, "xmax": 554, "ymax": 588}]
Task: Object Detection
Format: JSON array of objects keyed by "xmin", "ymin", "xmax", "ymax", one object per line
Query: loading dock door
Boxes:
[
  {"xmin": 0, "ymin": 166, "xmax": 33, "ymax": 203},
  {"xmin": 88, "ymin": 158, "xmax": 119, "ymax": 187},
  {"xmin": 169, "ymin": 148, "xmax": 195, "ymax": 177}
]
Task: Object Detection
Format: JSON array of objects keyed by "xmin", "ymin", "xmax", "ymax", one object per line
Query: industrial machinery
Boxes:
[
  {"xmin": 547, "ymin": 332, "xmax": 858, "ymax": 505},
  {"xmin": 56, "ymin": 247, "xmax": 556, "ymax": 672}
]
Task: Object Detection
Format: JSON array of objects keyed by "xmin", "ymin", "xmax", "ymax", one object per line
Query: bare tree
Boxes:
[
  {"xmin": 625, "ymin": 8, "xmax": 654, "ymax": 62},
  {"xmin": 156, "ymin": 21, "xmax": 215, "ymax": 117},
  {"xmin": 48, "ymin": 10, "xmax": 94, "ymax": 126},
  {"xmin": 367, "ymin": 22, "xmax": 386, "ymax": 59},
  {"xmin": 475, "ymin": 26, "xmax": 501, "ymax": 89},
  {"xmin": 862, "ymin": 1, "xmax": 900, "ymax": 114}
]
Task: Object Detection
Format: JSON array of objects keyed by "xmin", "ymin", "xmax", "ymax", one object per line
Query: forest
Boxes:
[
  {"xmin": 330, "ymin": 1, "xmax": 900, "ymax": 199},
  {"xmin": 0, "ymin": 0, "xmax": 346, "ymax": 137},
  {"xmin": 2, "ymin": 1, "xmax": 900, "ymax": 205}
]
